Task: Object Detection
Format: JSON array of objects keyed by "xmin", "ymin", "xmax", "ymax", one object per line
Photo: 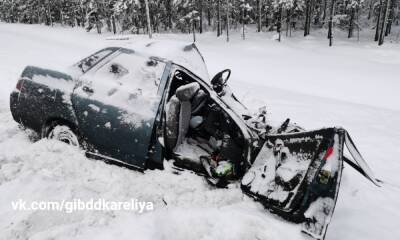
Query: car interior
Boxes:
[{"xmin": 163, "ymin": 69, "xmax": 247, "ymax": 179}]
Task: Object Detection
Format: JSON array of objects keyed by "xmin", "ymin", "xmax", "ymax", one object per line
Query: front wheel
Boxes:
[{"xmin": 46, "ymin": 125, "xmax": 80, "ymax": 147}]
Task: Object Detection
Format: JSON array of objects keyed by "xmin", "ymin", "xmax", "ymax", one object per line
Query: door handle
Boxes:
[{"xmin": 82, "ymin": 85, "xmax": 94, "ymax": 94}]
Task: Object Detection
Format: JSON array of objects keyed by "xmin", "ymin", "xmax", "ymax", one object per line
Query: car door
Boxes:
[
  {"xmin": 71, "ymin": 49, "xmax": 168, "ymax": 168},
  {"xmin": 241, "ymin": 127, "xmax": 377, "ymax": 240}
]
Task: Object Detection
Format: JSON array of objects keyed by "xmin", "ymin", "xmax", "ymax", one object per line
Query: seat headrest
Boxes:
[{"xmin": 176, "ymin": 82, "xmax": 200, "ymax": 102}]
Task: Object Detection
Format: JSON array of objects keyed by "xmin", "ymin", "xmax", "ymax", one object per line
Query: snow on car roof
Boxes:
[{"xmin": 109, "ymin": 39, "xmax": 210, "ymax": 81}]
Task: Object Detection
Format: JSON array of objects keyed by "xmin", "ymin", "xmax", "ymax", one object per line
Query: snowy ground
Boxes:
[{"xmin": 0, "ymin": 23, "xmax": 400, "ymax": 240}]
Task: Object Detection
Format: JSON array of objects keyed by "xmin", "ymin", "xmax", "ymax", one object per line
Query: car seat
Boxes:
[{"xmin": 165, "ymin": 82, "xmax": 208, "ymax": 152}]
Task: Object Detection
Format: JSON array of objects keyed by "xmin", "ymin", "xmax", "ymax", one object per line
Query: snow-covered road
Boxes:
[{"xmin": 0, "ymin": 23, "xmax": 399, "ymax": 240}]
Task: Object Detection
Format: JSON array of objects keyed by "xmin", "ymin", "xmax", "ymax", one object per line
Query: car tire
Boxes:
[{"xmin": 45, "ymin": 123, "xmax": 80, "ymax": 147}]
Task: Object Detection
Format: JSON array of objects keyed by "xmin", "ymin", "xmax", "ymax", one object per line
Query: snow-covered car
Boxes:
[{"xmin": 9, "ymin": 40, "xmax": 378, "ymax": 240}]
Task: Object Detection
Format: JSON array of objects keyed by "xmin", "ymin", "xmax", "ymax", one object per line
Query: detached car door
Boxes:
[
  {"xmin": 71, "ymin": 48, "xmax": 167, "ymax": 168},
  {"xmin": 241, "ymin": 128, "xmax": 352, "ymax": 239},
  {"xmin": 242, "ymin": 127, "xmax": 378, "ymax": 239}
]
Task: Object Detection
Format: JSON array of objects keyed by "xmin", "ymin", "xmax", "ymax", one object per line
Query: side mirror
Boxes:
[{"xmin": 211, "ymin": 69, "xmax": 231, "ymax": 94}]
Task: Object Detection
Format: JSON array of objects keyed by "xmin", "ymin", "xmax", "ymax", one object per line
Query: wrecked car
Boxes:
[{"xmin": 9, "ymin": 40, "xmax": 378, "ymax": 240}]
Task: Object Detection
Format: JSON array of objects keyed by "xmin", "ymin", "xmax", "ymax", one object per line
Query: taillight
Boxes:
[
  {"xmin": 323, "ymin": 146, "xmax": 334, "ymax": 161},
  {"xmin": 16, "ymin": 79, "xmax": 23, "ymax": 91}
]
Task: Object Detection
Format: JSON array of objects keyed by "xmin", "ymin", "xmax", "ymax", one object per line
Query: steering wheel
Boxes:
[{"xmin": 211, "ymin": 69, "xmax": 231, "ymax": 94}]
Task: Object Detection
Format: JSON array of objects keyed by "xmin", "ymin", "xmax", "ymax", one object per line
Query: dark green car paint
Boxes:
[
  {"xmin": 10, "ymin": 52, "xmax": 174, "ymax": 170},
  {"xmin": 10, "ymin": 66, "xmax": 78, "ymax": 134},
  {"xmin": 70, "ymin": 60, "xmax": 172, "ymax": 168}
]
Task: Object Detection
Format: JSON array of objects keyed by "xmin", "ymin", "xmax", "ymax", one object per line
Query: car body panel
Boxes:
[
  {"xmin": 10, "ymin": 66, "xmax": 77, "ymax": 133},
  {"xmin": 71, "ymin": 50, "xmax": 168, "ymax": 168},
  {"xmin": 242, "ymin": 128, "xmax": 346, "ymax": 239}
]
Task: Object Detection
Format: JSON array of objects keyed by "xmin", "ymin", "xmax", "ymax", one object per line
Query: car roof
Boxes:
[{"xmin": 108, "ymin": 39, "xmax": 210, "ymax": 82}]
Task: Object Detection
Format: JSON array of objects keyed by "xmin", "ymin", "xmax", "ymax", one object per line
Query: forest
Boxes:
[{"xmin": 0, "ymin": 0, "xmax": 398, "ymax": 46}]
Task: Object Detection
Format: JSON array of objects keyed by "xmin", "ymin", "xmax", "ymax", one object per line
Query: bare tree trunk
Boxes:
[
  {"xmin": 348, "ymin": 8, "xmax": 355, "ymax": 38},
  {"xmin": 242, "ymin": 7, "xmax": 245, "ymax": 40},
  {"xmin": 10, "ymin": 2, "xmax": 15, "ymax": 23},
  {"xmin": 38, "ymin": 5, "xmax": 43, "ymax": 24},
  {"xmin": 375, "ymin": 0, "xmax": 383, "ymax": 41},
  {"xmin": 217, "ymin": 0, "xmax": 221, "ymax": 37},
  {"xmin": 166, "ymin": 0, "xmax": 173, "ymax": 30},
  {"xmin": 328, "ymin": 0, "xmax": 335, "ymax": 46},
  {"xmin": 257, "ymin": 0, "xmax": 262, "ymax": 32},
  {"xmin": 48, "ymin": 4, "xmax": 53, "ymax": 26},
  {"xmin": 60, "ymin": 10, "xmax": 64, "ymax": 26},
  {"xmin": 136, "ymin": 17, "xmax": 140, "ymax": 34},
  {"xmin": 199, "ymin": 0, "xmax": 203, "ymax": 33},
  {"xmin": 304, "ymin": 0, "xmax": 310, "ymax": 36},
  {"xmin": 265, "ymin": 8, "xmax": 269, "ymax": 29},
  {"xmin": 106, "ymin": 18, "xmax": 112, "ymax": 32},
  {"xmin": 286, "ymin": 9, "xmax": 291, "ymax": 36},
  {"xmin": 192, "ymin": 21, "xmax": 196, "ymax": 42},
  {"xmin": 322, "ymin": 0, "xmax": 328, "ymax": 22},
  {"xmin": 96, "ymin": 16, "xmax": 102, "ymax": 34},
  {"xmin": 385, "ymin": 0, "xmax": 395, "ymax": 36},
  {"xmin": 81, "ymin": 6, "xmax": 85, "ymax": 28},
  {"xmin": 226, "ymin": 0, "xmax": 230, "ymax": 42},
  {"xmin": 308, "ymin": 0, "xmax": 315, "ymax": 33},
  {"xmin": 208, "ymin": 0, "xmax": 212, "ymax": 27},
  {"xmin": 29, "ymin": 6, "xmax": 34, "ymax": 24},
  {"xmin": 314, "ymin": 0, "xmax": 321, "ymax": 25},
  {"xmin": 357, "ymin": 4, "xmax": 360, "ymax": 41},
  {"xmin": 276, "ymin": 5, "xmax": 283, "ymax": 41},
  {"xmin": 112, "ymin": 15, "xmax": 116, "ymax": 34},
  {"xmin": 368, "ymin": 0, "xmax": 373, "ymax": 19},
  {"xmin": 144, "ymin": 0, "xmax": 152, "ymax": 38},
  {"xmin": 379, "ymin": 0, "xmax": 391, "ymax": 45},
  {"xmin": 290, "ymin": 9, "xmax": 293, "ymax": 36}
]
